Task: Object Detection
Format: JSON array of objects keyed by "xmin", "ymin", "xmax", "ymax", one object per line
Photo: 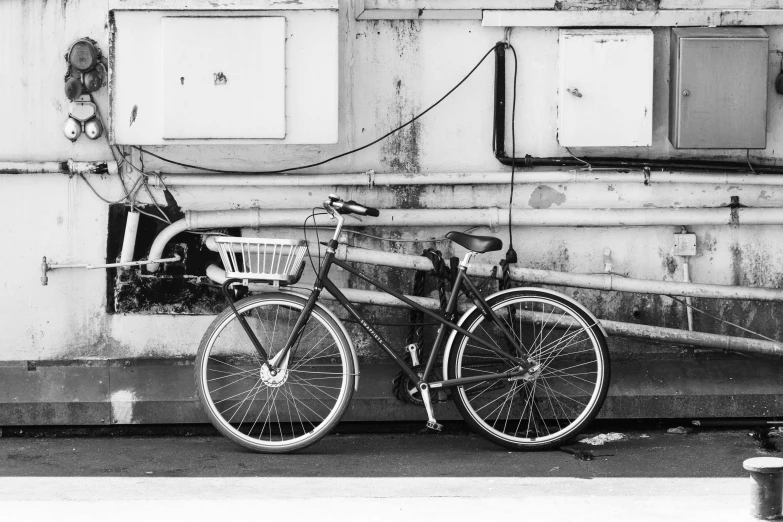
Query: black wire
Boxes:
[
  {"xmin": 131, "ymin": 43, "xmax": 503, "ymax": 174},
  {"xmin": 303, "ymin": 210, "xmax": 328, "ymax": 280},
  {"xmin": 665, "ymin": 294, "xmax": 776, "ymax": 342},
  {"xmin": 315, "ymin": 209, "xmax": 323, "ymax": 276},
  {"xmin": 507, "ymin": 43, "xmax": 518, "ymax": 249}
]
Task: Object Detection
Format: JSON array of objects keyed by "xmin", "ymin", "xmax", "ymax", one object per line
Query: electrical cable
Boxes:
[
  {"xmin": 665, "ymin": 294, "xmax": 777, "ymax": 342},
  {"xmin": 508, "ymin": 43, "xmax": 517, "ymax": 249},
  {"xmin": 131, "ymin": 43, "xmax": 503, "ymax": 174},
  {"xmin": 302, "ymin": 209, "xmax": 329, "ymax": 281},
  {"xmin": 91, "ymin": 97, "xmax": 145, "ymax": 207},
  {"xmin": 566, "ymin": 147, "xmax": 593, "ymax": 170},
  {"xmin": 77, "ymin": 172, "xmax": 142, "ymax": 205}
]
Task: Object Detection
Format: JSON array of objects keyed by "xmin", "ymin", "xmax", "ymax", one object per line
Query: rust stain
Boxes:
[
  {"xmin": 380, "ymin": 77, "xmax": 420, "ymax": 173},
  {"xmin": 660, "ymin": 250, "xmax": 678, "ymax": 277},
  {"xmin": 129, "ymin": 105, "xmax": 137, "ymax": 127},
  {"xmin": 553, "ymin": 0, "xmax": 661, "ymax": 10},
  {"xmin": 213, "ymin": 72, "xmax": 228, "ymax": 86}
]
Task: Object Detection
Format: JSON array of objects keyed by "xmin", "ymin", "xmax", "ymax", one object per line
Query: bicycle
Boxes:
[{"xmin": 195, "ymin": 194, "xmax": 610, "ymax": 453}]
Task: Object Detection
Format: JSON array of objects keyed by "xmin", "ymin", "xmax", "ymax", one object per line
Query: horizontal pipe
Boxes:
[
  {"xmin": 0, "ymin": 160, "xmax": 118, "ymax": 175},
  {"xmin": 151, "ymin": 205, "xmax": 783, "ymax": 271},
  {"xmin": 204, "ymin": 264, "xmax": 783, "ymax": 357},
  {"xmin": 513, "ymin": 308, "xmax": 783, "ymax": 357},
  {"xmin": 334, "ymin": 245, "xmax": 783, "ymax": 302},
  {"xmin": 155, "ymin": 170, "xmax": 783, "ymax": 187},
  {"xmin": 183, "ymin": 207, "xmax": 783, "ymax": 229},
  {"xmin": 146, "ymin": 219, "xmax": 189, "ymax": 272}
]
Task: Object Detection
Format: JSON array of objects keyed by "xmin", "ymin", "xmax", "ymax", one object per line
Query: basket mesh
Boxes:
[{"xmin": 215, "ymin": 237, "xmax": 307, "ymax": 284}]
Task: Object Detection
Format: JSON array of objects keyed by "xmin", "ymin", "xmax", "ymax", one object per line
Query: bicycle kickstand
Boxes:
[{"xmin": 419, "ymin": 383, "xmax": 443, "ymax": 432}]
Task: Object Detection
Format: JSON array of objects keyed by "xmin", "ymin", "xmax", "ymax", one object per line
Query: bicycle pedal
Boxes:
[{"xmin": 426, "ymin": 421, "xmax": 443, "ymax": 432}]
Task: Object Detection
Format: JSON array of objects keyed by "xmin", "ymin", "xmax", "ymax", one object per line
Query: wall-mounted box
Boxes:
[
  {"xmin": 109, "ymin": 9, "xmax": 338, "ymax": 145},
  {"xmin": 161, "ymin": 17, "xmax": 286, "ymax": 140},
  {"xmin": 558, "ymin": 29, "xmax": 653, "ymax": 148},
  {"xmin": 669, "ymin": 27, "xmax": 768, "ymax": 149}
]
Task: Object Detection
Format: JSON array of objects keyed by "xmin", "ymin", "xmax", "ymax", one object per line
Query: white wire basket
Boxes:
[{"xmin": 214, "ymin": 237, "xmax": 308, "ymax": 285}]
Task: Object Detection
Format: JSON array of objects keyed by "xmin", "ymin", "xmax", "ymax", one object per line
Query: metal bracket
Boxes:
[{"xmin": 41, "ymin": 255, "xmax": 181, "ymax": 286}]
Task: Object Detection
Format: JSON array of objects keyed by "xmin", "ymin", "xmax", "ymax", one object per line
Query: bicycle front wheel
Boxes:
[
  {"xmin": 447, "ymin": 289, "xmax": 609, "ymax": 450},
  {"xmin": 195, "ymin": 292, "xmax": 355, "ymax": 453}
]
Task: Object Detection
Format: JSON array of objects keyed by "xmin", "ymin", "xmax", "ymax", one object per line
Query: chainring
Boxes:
[{"xmin": 392, "ymin": 365, "xmax": 450, "ymax": 406}]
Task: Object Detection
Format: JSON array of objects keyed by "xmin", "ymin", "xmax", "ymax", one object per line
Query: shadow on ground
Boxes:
[{"xmin": 0, "ymin": 422, "xmax": 775, "ymax": 478}]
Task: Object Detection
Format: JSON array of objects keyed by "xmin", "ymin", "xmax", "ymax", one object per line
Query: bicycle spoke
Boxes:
[
  {"xmin": 198, "ymin": 296, "xmax": 353, "ymax": 451},
  {"xmin": 453, "ymin": 293, "xmax": 606, "ymax": 448}
]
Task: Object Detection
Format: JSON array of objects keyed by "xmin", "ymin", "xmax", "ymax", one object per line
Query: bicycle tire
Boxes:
[
  {"xmin": 447, "ymin": 288, "xmax": 610, "ymax": 450},
  {"xmin": 195, "ymin": 293, "xmax": 355, "ymax": 453}
]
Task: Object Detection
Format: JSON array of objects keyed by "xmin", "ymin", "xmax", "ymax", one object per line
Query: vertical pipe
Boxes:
[
  {"xmin": 683, "ymin": 259, "xmax": 694, "ymax": 331},
  {"xmin": 493, "ymin": 43, "xmax": 506, "ymax": 159},
  {"xmin": 120, "ymin": 211, "xmax": 140, "ymax": 263}
]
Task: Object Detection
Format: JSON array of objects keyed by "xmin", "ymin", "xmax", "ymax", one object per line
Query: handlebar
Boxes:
[{"xmin": 324, "ymin": 195, "xmax": 380, "ymax": 217}]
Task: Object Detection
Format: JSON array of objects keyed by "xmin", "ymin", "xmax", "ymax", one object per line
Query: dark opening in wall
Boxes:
[{"xmin": 106, "ymin": 205, "xmax": 233, "ymax": 315}]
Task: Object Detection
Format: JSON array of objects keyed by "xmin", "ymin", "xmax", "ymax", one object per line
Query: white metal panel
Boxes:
[
  {"xmin": 111, "ymin": 0, "xmax": 336, "ymax": 8},
  {"xmin": 558, "ymin": 29, "xmax": 653, "ymax": 148},
  {"xmin": 482, "ymin": 9, "xmax": 783, "ymax": 27},
  {"xmin": 110, "ymin": 10, "xmax": 338, "ymax": 145},
  {"xmin": 162, "ymin": 17, "xmax": 286, "ymax": 140}
]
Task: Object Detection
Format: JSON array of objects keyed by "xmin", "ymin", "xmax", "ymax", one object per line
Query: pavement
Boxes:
[{"xmin": 0, "ymin": 424, "xmax": 777, "ymax": 521}]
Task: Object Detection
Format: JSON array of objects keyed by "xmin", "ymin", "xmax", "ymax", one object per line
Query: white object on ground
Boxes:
[{"xmin": 578, "ymin": 433, "xmax": 625, "ymax": 445}]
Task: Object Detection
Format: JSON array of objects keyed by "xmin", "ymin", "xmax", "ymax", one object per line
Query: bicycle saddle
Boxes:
[{"xmin": 445, "ymin": 231, "xmax": 502, "ymax": 253}]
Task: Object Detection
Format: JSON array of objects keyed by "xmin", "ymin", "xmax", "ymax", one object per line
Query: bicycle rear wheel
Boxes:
[
  {"xmin": 447, "ymin": 289, "xmax": 609, "ymax": 450},
  {"xmin": 195, "ymin": 292, "xmax": 355, "ymax": 453}
]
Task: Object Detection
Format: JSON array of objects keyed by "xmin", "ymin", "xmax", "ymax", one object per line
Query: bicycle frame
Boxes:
[
  {"xmin": 225, "ymin": 223, "xmax": 535, "ymax": 391},
  {"xmin": 321, "ymin": 255, "xmax": 531, "ymax": 390}
]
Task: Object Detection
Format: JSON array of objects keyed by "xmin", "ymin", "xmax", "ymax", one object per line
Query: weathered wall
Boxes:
[{"xmin": 2, "ymin": 0, "xmax": 783, "ymax": 423}]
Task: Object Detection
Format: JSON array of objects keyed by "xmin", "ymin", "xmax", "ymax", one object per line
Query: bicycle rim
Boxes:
[
  {"xmin": 451, "ymin": 292, "xmax": 608, "ymax": 448},
  {"xmin": 197, "ymin": 295, "xmax": 353, "ymax": 452}
]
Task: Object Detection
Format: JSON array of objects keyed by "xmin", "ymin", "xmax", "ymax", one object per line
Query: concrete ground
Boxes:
[{"xmin": 0, "ymin": 424, "xmax": 776, "ymax": 521}]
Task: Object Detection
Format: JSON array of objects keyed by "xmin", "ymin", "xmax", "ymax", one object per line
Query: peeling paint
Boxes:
[
  {"xmin": 528, "ymin": 185, "xmax": 566, "ymax": 209},
  {"xmin": 213, "ymin": 72, "xmax": 227, "ymax": 86},
  {"xmin": 129, "ymin": 105, "xmax": 137, "ymax": 127},
  {"xmin": 111, "ymin": 389, "xmax": 136, "ymax": 424}
]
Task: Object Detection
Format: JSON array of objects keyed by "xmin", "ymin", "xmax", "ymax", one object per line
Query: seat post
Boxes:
[{"xmin": 459, "ymin": 251, "xmax": 477, "ymax": 269}]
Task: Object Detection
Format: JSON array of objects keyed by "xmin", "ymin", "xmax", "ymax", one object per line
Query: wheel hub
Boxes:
[{"xmin": 260, "ymin": 365, "xmax": 289, "ymax": 387}]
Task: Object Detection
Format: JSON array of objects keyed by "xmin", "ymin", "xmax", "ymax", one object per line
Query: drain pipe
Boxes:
[
  {"xmin": 204, "ymin": 264, "xmax": 783, "ymax": 357},
  {"xmin": 149, "ymin": 206, "xmax": 783, "ymax": 271},
  {"xmin": 0, "ymin": 160, "xmax": 118, "ymax": 175}
]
